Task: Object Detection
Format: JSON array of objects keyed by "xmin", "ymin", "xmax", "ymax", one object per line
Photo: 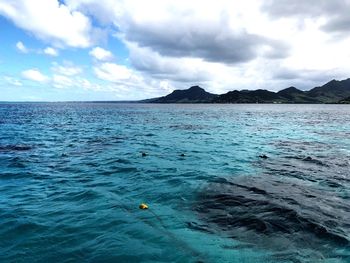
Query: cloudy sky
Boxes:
[{"xmin": 1, "ymin": 0, "xmax": 350, "ymax": 101}]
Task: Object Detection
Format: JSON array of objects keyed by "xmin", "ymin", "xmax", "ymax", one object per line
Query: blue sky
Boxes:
[{"xmin": 1, "ymin": 0, "xmax": 350, "ymax": 101}]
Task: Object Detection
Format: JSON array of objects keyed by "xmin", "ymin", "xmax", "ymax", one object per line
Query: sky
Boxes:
[{"xmin": 0, "ymin": 0, "xmax": 350, "ymax": 101}]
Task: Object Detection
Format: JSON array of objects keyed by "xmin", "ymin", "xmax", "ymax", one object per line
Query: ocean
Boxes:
[{"xmin": 0, "ymin": 103, "xmax": 349, "ymax": 263}]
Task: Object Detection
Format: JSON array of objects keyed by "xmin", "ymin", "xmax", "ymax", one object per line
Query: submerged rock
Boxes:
[{"xmin": 259, "ymin": 154, "xmax": 268, "ymax": 159}]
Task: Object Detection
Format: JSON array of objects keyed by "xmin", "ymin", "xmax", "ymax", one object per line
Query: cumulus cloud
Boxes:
[
  {"xmin": 94, "ymin": 62, "xmax": 133, "ymax": 82},
  {"xmin": 16, "ymin": 42, "xmax": 59, "ymax": 56},
  {"xmin": 273, "ymin": 65, "xmax": 350, "ymax": 86},
  {"xmin": 52, "ymin": 74, "xmax": 73, "ymax": 88},
  {"xmin": 3, "ymin": 76, "xmax": 22, "ymax": 86},
  {"xmin": 127, "ymin": 41, "xmax": 289, "ymax": 94},
  {"xmin": 321, "ymin": 16, "xmax": 350, "ymax": 33},
  {"xmin": 16, "ymin": 41, "xmax": 28, "ymax": 53},
  {"xmin": 92, "ymin": 61, "xmax": 173, "ymax": 99},
  {"xmin": 75, "ymin": 78, "xmax": 102, "ymax": 91},
  {"xmin": 67, "ymin": 0, "xmax": 289, "ymax": 64},
  {"xmin": 0, "ymin": 0, "xmax": 93, "ymax": 47},
  {"xmin": 262, "ymin": 0, "xmax": 350, "ymax": 33},
  {"xmin": 89, "ymin": 47, "xmax": 113, "ymax": 61},
  {"xmin": 22, "ymin": 69, "xmax": 49, "ymax": 83},
  {"xmin": 261, "ymin": 0, "xmax": 342, "ymax": 17},
  {"xmin": 51, "ymin": 62, "xmax": 83, "ymax": 76},
  {"xmin": 122, "ymin": 16, "xmax": 287, "ymax": 64},
  {"xmin": 52, "ymin": 74, "xmax": 103, "ymax": 91},
  {"xmin": 44, "ymin": 47, "xmax": 59, "ymax": 56}
]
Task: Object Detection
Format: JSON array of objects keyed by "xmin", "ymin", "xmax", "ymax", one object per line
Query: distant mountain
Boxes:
[
  {"xmin": 143, "ymin": 86, "xmax": 217, "ymax": 103},
  {"xmin": 142, "ymin": 78, "xmax": 350, "ymax": 103},
  {"xmin": 338, "ymin": 96, "xmax": 350, "ymax": 104},
  {"xmin": 306, "ymin": 78, "xmax": 350, "ymax": 103},
  {"xmin": 214, "ymin": 89, "xmax": 279, "ymax": 103},
  {"xmin": 277, "ymin": 87, "xmax": 309, "ymax": 102},
  {"xmin": 276, "ymin": 86, "xmax": 318, "ymax": 103}
]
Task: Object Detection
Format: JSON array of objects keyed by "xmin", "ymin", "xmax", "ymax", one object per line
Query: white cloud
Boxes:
[
  {"xmin": 76, "ymin": 77, "xmax": 102, "ymax": 91},
  {"xmin": 52, "ymin": 74, "xmax": 74, "ymax": 88},
  {"xmin": 94, "ymin": 62, "xmax": 133, "ymax": 82},
  {"xmin": 22, "ymin": 69, "xmax": 49, "ymax": 83},
  {"xmin": 52, "ymin": 73, "xmax": 102, "ymax": 91},
  {"xmin": 51, "ymin": 62, "xmax": 82, "ymax": 76},
  {"xmin": 127, "ymin": 43, "xmax": 214, "ymax": 83},
  {"xmin": 92, "ymin": 61, "xmax": 172, "ymax": 99},
  {"xmin": 3, "ymin": 76, "xmax": 22, "ymax": 86},
  {"xmin": 16, "ymin": 41, "xmax": 28, "ymax": 53},
  {"xmin": 16, "ymin": 42, "xmax": 59, "ymax": 57},
  {"xmin": 68, "ymin": 0, "xmax": 288, "ymax": 64},
  {"xmin": 0, "ymin": 0, "xmax": 93, "ymax": 48},
  {"xmin": 89, "ymin": 47, "xmax": 113, "ymax": 61},
  {"xmin": 44, "ymin": 47, "xmax": 59, "ymax": 56}
]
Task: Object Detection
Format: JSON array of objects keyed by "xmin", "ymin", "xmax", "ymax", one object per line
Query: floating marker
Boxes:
[{"xmin": 139, "ymin": 203, "xmax": 149, "ymax": 210}]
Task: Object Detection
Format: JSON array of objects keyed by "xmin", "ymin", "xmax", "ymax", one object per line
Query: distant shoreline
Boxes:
[
  {"xmin": 2, "ymin": 78, "xmax": 350, "ymax": 104},
  {"xmin": 1, "ymin": 101, "xmax": 350, "ymax": 104}
]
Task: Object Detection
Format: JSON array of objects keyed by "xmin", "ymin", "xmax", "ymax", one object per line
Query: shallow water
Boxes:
[{"xmin": 0, "ymin": 103, "xmax": 349, "ymax": 263}]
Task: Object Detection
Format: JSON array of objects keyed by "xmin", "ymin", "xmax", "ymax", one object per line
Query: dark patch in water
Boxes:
[
  {"xmin": 284, "ymin": 155, "xmax": 328, "ymax": 167},
  {"xmin": 186, "ymin": 221, "xmax": 214, "ymax": 234},
  {"xmin": 169, "ymin": 124, "xmax": 206, "ymax": 131},
  {"xmin": 193, "ymin": 176, "xmax": 350, "ymax": 255},
  {"xmin": 0, "ymin": 145, "xmax": 32, "ymax": 152},
  {"xmin": 259, "ymin": 154, "xmax": 268, "ymax": 159},
  {"xmin": 8, "ymin": 157, "xmax": 27, "ymax": 168},
  {"xmin": 302, "ymin": 156, "xmax": 328, "ymax": 166}
]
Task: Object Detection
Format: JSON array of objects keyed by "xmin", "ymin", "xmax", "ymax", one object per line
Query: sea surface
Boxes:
[{"xmin": 0, "ymin": 103, "xmax": 349, "ymax": 263}]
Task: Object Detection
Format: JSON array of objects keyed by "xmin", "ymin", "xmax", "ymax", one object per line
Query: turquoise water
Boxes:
[{"xmin": 0, "ymin": 103, "xmax": 349, "ymax": 263}]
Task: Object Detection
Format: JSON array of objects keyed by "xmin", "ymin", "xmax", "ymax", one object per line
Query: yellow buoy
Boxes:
[{"xmin": 139, "ymin": 203, "xmax": 149, "ymax": 210}]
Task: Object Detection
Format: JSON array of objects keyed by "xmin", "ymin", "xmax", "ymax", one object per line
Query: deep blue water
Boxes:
[{"xmin": 0, "ymin": 103, "xmax": 349, "ymax": 263}]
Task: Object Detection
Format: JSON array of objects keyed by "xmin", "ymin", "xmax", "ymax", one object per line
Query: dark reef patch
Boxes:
[
  {"xmin": 283, "ymin": 155, "xmax": 329, "ymax": 167},
  {"xmin": 192, "ymin": 175, "xmax": 350, "ymax": 256},
  {"xmin": 0, "ymin": 145, "xmax": 32, "ymax": 152}
]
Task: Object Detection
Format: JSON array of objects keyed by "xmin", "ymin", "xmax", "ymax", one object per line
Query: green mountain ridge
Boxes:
[
  {"xmin": 140, "ymin": 85, "xmax": 217, "ymax": 103},
  {"xmin": 142, "ymin": 78, "xmax": 350, "ymax": 103}
]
